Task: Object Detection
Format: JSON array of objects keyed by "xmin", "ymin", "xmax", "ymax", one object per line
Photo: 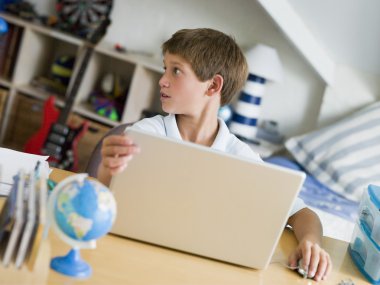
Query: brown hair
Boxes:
[{"xmin": 162, "ymin": 28, "xmax": 248, "ymax": 106}]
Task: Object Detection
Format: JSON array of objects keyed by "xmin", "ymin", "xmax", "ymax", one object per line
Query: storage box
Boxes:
[
  {"xmin": 358, "ymin": 184, "xmax": 380, "ymax": 246},
  {"xmin": 3, "ymin": 94, "xmax": 44, "ymax": 149},
  {"xmin": 349, "ymin": 184, "xmax": 380, "ymax": 284},
  {"xmin": 349, "ymin": 221, "xmax": 380, "ymax": 284}
]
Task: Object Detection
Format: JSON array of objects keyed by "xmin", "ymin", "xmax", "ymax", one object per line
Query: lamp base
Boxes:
[{"xmin": 229, "ymin": 121, "xmax": 258, "ymax": 141}]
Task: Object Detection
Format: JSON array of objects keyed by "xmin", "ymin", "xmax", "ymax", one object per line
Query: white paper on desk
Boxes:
[
  {"xmin": 0, "ymin": 184, "xmax": 12, "ymax": 196},
  {"xmin": 0, "ymin": 148, "xmax": 50, "ymax": 195}
]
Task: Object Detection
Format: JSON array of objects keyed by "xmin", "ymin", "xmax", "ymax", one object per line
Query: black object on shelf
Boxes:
[{"xmin": 55, "ymin": 0, "xmax": 113, "ymax": 39}]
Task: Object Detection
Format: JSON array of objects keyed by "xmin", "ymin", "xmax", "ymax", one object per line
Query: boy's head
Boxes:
[{"xmin": 162, "ymin": 28, "xmax": 248, "ymax": 106}]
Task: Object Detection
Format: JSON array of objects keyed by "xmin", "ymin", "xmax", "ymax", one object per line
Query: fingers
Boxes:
[
  {"xmin": 314, "ymin": 251, "xmax": 332, "ymax": 281},
  {"xmin": 107, "ymin": 154, "xmax": 133, "ymax": 175},
  {"xmin": 284, "ymin": 232, "xmax": 334, "ymax": 281},
  {"xmin": 308, "ymin": 245, "xmax": 332, "ymax": 281},
  {"xmin": 103, "ymin": 134, "xmax": 135, "ymax": 148},
  {"xmin": 102, "ymin": 135, "xmax": 140, "ymax": 157},
  {"xmin": 100, "ymin": 134, "xmax": 141, "ymax": 175},
  {"xmin": 287, "ymin": 250, "xmax": 300, "ymax": 269},
  {"xmin": 295, "ymin": 241, "xmax": 332, "ymax": 281},
  {"xmin": 102, "ymin": 144, "xmax": 140, "ymax": 158},
  {"xmin": 307, "ymin": 243, "xmax": 320, "ymax": 278},
  {"xmin": 300, "ymin": 241, "xmax": 312, "ymax": 270}
]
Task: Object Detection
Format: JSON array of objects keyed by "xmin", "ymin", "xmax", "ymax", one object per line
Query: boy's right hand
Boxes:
[{"xmin": 100, "ymin": 134, "xmax": 141, "ymax": 177}]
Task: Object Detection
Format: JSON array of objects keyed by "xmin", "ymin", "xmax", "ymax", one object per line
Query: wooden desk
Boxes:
[{"xmin": 0, "ymin": 169, "xmax": 369, "ymax": 284}]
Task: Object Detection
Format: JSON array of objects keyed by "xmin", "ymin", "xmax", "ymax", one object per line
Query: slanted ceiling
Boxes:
[
  {"xmin": 257, "ymin": 0, "xmax": 335, "ymax": 85},
  {"xmin": 258, "ymin": 0, "xmax": 380, "ymax": 84},
  {"xmin": 288, "ymin": 0, "xmax": 380, "ymax": 76}
]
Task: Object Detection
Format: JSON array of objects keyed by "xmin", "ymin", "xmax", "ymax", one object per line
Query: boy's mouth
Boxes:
[{"xmin": 160, "ymin": 93, "xmax": 170, "ymax": 98}]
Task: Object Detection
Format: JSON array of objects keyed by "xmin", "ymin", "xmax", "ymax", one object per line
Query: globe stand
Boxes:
[{"xmin": 50, "ymin": 248, "xmax": 92, "ymax": 278}]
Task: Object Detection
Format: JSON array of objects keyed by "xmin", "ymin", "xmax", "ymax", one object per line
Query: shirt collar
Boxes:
[
  {"xmin": 164, "ymin": 114, "xmax": 182, "ymax": 139},
  {"xmin": 163, "ymin": 114, "xmax": 229, "ymax": 152},
  {"xmin": 211, "ymin": 118, "xmax": 230, "ymax": 152}
]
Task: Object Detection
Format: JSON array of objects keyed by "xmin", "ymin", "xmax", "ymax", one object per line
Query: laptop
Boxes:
[{"xmin": 109, "ymin": 129, "xmax": 305, "ymax": 269}]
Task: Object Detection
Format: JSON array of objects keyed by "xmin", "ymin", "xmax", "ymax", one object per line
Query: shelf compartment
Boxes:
[
  {"xmin": 0, "ymin": 21, "xmax": 24, "ymax": 81},
  {"xmin": 15, "ymin": 84, "xmax": 65, "ymax": 107},
  {"xmin": 74, "ymin": 102, "xmax": 119, "ymax": 127},
  {"xmin": 12, "ymin": 28, "xmax": 80, "ymax": 91},
  {"xmin": 125, "ymin": 65, "xmax": 163, "ymax": 123},
  {"xmin": 3, "ymin": 93, "xmax": 45, "ymax": 150},
  {"xmin": 77, "ymin": 50, "xmax": 136, "ymax": 123}
]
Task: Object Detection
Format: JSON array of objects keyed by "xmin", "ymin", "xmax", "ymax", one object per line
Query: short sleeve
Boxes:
[{"xmin": 289, "ymin": 197, "xmax": 306, "ymax": 217}]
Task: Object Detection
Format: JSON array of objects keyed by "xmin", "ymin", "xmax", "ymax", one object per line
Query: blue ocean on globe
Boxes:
[{"xmin": 54, "ymin": 179, "xmax": 116, "ymax": 241}]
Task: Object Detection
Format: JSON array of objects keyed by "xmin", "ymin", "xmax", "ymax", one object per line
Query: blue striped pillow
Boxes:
[{"xmin": 285, "ymin": 101, "xmax": 380, "ymax": 202}]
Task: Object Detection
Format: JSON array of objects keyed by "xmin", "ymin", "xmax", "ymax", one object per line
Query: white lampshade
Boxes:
[{"xmin": 245, "ymin": 44, "xmax": 283, "ymax": 82}]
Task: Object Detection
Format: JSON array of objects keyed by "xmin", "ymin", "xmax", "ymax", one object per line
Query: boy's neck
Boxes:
[{"xmin": 176, "ymin": 114, "xmax": 219, "ymax": 147}]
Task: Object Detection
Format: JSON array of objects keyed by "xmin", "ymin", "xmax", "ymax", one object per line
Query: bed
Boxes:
[{"xmin": 265, "ymin": 100, "xmax": 380, "ymax": 242}]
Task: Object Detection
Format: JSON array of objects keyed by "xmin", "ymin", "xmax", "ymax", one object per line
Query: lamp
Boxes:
[{"xmin": 229, "ymin": 44, "xmax": 283, "ymax": 142}]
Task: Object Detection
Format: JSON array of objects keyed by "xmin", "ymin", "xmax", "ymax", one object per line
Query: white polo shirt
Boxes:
[{"xmin": 127, "ymin": 114, "xmax": 306, "ymax": 216}]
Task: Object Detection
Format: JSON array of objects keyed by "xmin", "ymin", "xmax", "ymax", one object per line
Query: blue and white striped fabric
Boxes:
[{"xmin": 285, "ymin": 101, "xmax": 380, "ymax": 202}]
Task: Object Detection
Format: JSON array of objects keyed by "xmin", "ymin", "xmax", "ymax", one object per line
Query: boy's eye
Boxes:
[{"xmin": 173, "ymin": 67, "xmax": 181, "ymax": 75}]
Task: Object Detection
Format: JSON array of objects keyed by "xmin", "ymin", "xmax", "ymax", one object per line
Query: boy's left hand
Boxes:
[{"xmin": 288, "ymin": 238, "xmax": 332, "ymax": 281}]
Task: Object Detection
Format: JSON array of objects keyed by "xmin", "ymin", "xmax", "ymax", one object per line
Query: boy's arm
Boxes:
[
  {"xmin": 97, "ymin": 164, "xmax": 113, "ymax": 186},
  {"xmin": 287, "ymin": 207, "xmax": 332, "ymax": 281},
  {"xmin": 97, "ymin": 134, "xmax": 140, "ymax": 186},
  {"xmin": 288, "ymin": 207, "xmax": 323, "ymax": 245}
]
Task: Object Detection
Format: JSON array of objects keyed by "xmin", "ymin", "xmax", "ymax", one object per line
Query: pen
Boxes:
[{"xmin": 34, "ymin": 161, "xmax": 41, "ymax": 179}]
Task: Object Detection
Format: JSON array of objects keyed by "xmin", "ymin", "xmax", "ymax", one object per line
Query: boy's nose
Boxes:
[{"xmin": 159, "ymin": 74, "xmax": 170, "ymax": 88}]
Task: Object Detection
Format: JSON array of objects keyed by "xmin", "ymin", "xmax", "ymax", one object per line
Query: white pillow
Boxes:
[{"xmin": 285, "ymin": 101, "xmax": 380, "ymax": 202}]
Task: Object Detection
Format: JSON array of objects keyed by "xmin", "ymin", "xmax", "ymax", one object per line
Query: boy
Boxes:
[{"xmin": 97, "ymin": 28, "xmax": 332, "ymax": 281}]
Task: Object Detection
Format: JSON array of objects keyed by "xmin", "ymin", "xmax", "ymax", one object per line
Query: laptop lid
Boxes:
[{"xmin": 110, "ymin": 129, "xmax": 305, "ymax": 269}]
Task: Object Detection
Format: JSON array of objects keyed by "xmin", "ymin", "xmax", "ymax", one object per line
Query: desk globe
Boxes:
[{"xmin": 48, "ymin": 174, "xmax": 116, "ymax": 278}]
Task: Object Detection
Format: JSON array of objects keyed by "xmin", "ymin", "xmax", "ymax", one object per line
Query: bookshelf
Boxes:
[{"xmin": 0, "ymin": 13, "xmax": 163, "ymax": 171}]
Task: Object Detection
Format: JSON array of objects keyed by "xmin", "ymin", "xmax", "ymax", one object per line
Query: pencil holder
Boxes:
[{"xmin": 349, "ymin": 184, "xmax": 380, "ymax": 284}]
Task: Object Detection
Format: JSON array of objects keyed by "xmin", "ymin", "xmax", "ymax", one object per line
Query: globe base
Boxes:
[{"xmin": 50, "ymin": 248, "xmax": 92, "ymax": 278}]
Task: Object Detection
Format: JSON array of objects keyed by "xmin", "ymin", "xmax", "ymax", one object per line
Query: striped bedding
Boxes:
[{"xmin": 285, "ymin": 101, "xmax": 380, "ymax": 202}]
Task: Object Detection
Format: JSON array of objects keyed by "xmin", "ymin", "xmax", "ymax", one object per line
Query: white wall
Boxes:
[
  {"xmin": 107, "ymin": 0, "xmax": 328, "ymax": 137},
  {"xmin": 288, "ymin": 0, "xmax": 380, "ymax": 75},
  {"xmin": 318, "ymin": 65, "xmax": 380, "ymax": 127},
  {"xmin": 285, "ymin": 0, "xmax": 380, "ymax": 129},
  {"xmin": 32, "ymin": 0, "xmax": 326, "ymax": 137}
]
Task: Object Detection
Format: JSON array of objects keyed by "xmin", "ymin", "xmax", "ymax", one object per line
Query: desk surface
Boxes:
[{"xmin": 0, "ymin": 169, "xmax": 369, "ymax": 285}]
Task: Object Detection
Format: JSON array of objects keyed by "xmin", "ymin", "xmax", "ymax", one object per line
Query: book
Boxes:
[
  {"xmin": 2, "ymin": 171, "xmax": 26, "ymax": 267},
  {"xmin": 27, "ymin": 171, "xmax": 47, "ymax": 271},
  {"xmin": 0, "ymin": 161, "xmax": 49, "ymax": 270},
  {"xmin": 2, "ymin": 25, "xmax": 22, "ymax": 79},
  {"xmin": 15, "ymin": 171, "xmax": 37, "ymax": 268},
  {"xmin": 0, "ymin": 24, "xmax": 13, "ymax": 76},
  {"xmin": 0, "ymin": 175, "xmax": 18, "ymax": 244}
]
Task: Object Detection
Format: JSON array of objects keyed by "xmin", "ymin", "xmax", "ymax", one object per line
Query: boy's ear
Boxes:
[{"xmin": 207, "ymin": 74, "xmax": 223, "ymax": 96}]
